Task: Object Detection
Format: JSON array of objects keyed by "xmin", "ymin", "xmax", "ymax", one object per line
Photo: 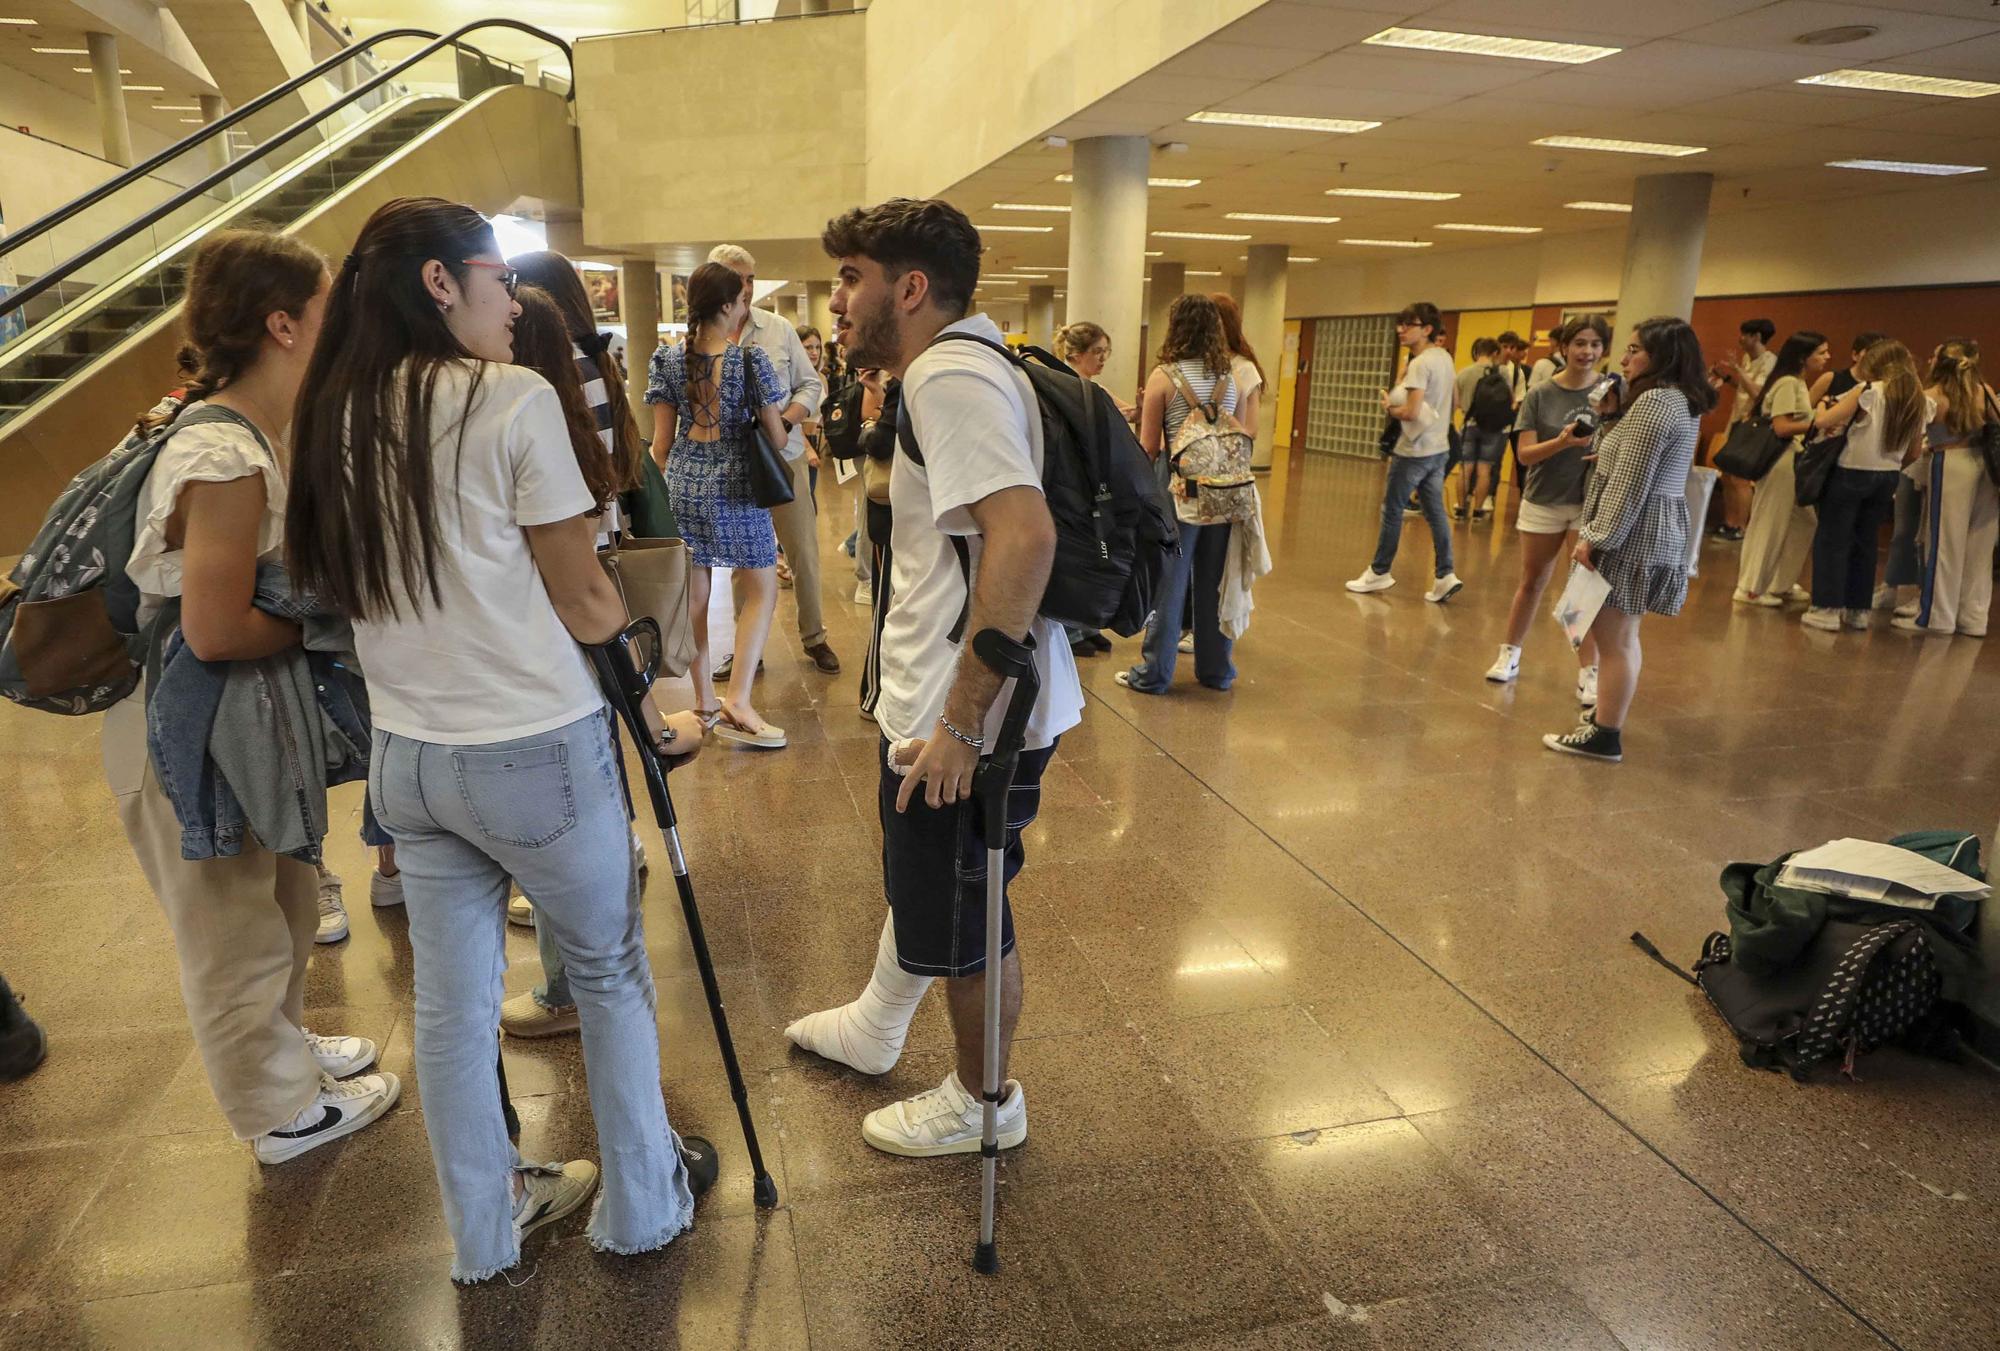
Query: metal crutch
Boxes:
[
  {"xmin": 585, "ymin": 619, "xmax": 780, "ymax": 1209},
  {"xmin": 967, "ymin": 627, "xmax": 1041, "ymax": 1275}
]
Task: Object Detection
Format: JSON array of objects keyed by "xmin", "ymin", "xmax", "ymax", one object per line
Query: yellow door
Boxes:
[{"xmin": 1274, "ymin": 319, "xmax": 1301, "ymax": 450}]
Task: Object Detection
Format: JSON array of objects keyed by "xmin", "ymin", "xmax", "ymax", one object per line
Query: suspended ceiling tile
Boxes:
[
  {"xmin": 1680, "ymin": 85, "xmax": 1933, "ymax": 128},
  {"xmin": 1839, "ymin": 99, "xmax": 2000, "ymax": 137},
  {"xmin": 1153, "ymin": 40, "xmax": 1330, "ymax": 82},
  {"xmin": 1215, "ymin": 3, "xmax": 1411, "ymax": 52},
  {"xmin": 1211, "ymin": 82, "xmax": 1467, "ymax": 119},
  {"xmin": 1495, "ymin": 69, "xmax": 1742, "ymax": 112},
  {"xmin": 1671, "ymin": 0, "xmax": 2000, "ymax": 62},
  {"xmin": 1109, "ymin": 69, "xmax": 1259, "ymax": 106},
  {"xmin": 1406, "ymin": 0, "xmax": 1771, "ymax": 41},
  {"xmin": 1872, "ymin": 31, "xmax": 2000, "ymax": 79},
  {"xmin": 1267, "ymin": 47, "xmax": 1548, "ymax": 95},
  {"xmin": 1583, "ymin": 39, "xmax": 1836, "ymax": 88}
]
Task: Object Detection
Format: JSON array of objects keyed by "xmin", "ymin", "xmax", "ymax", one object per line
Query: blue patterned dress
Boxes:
[{"xmin": 644, "ymin": 342, "xmax": 785, "ymax": 568}]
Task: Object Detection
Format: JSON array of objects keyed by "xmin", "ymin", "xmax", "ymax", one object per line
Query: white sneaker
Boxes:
[
  {"xmin": 1784, "ymin": 585, "xmax": 1812, "ymax": 604},
  {"xmin": 1732, "ymin": 587, "xmax": 1756, "ymax": 604},
  {"xmin": 369, "ymin": 869, "xmax": 404, "ymax": 909},
  {"xmin": 1484, "ymin": 644, "xmax": 1521, "ymax": 683},
  {"xmin": 303, "ymin": 1029, "xmax": 378, "ymax": 1078},
  {"xmin": 1872, "ymin": 584, "xmax": 1897, "ymax": 611},
  {"xmin": 854, "ymin": 582, "xmax": 874, "ymax": 606},
  {"xmin": 1842, "ymin": 609, "xmax": 1871, "ymax": 631},
  {"xmin": 1345, "ymin": 567, "xmax": 1395, "ymax": 594},
  {"xmin": 507, "ymin": 894, "xmax": 535, "ymax": 928},
  {"xmin": 1801, "ymin": 607, "xmax": 1843, "ymax": 632},
  {"xmin": 253, "ymin": 1071, "xmax": 400, "ymax": 1164},
  {"xmin": 314, "ymin": 871, "xmax": 349, "ymax": 944},
  {"xmin": 514, "ymin": 1159, "xmax": 600, "ymax": 1240},
  {"xmin": 861, "ymin": 1070, "xmax": 1027, "ymax": 1158},
  {"xmin": 1577, "ymin": 664, "xmax": 1599, "ymax": 709},
  {"xmin": 1424, "ymin": 573, "xmax": 1464, "ymax": 604},
  {"xmin": 1892, "ymin": 615, "xmax": 1936, "ymax": 634},
  {"xmin": 1894, "ymin": 600, "xmax": 1920, "ymax": 619},
  {"xmin": 1177, "ymin": 631, "xmax": 1195, "ymax": 655}
]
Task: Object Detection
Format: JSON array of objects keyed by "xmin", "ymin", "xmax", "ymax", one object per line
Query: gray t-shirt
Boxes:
[
  {"xmin": 1514, "ymin": 378, "xmax": 1595, "ymax": 506},
  {"xmin": 1394, "ymin": 345, "xmax": 1455, "ymax": 457}
]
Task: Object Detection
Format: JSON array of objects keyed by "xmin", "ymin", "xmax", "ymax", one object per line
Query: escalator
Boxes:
[{"xmin": 0, "ymin": 22, "xmax": 582, "ymax": 552}]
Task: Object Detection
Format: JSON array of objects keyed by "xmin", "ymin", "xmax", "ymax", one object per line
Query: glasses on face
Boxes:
[
  {"xmin": 460, "ymin": 259, "xmax": 519, "ymax": 298},
  {"xmin": 1088, "ymin": 345, "xmax": 1110, "ymax": 359},
  {"xmin": 1624, "ymin": 344, "xmax": 1641, "ymax": 357}
]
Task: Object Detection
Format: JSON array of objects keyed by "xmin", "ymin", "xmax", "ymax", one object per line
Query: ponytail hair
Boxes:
[
  {"xmin": 508, "ymin": 250, "xmax": 643, "ymax": 495},
  {"xmin": 680, "ymin": 262, "xmax": 741, "ymax": 422},
  {"xmin": 1928, "ymin": 337, "xmax": 1985, "ymax": 438},
  {"xmin": 1858, "ymin": 339, "xmax": 1926, "ymax": 465},
  {"xmin": 142, "ymin": 226, "xmax": 326, "ymax": 432}
]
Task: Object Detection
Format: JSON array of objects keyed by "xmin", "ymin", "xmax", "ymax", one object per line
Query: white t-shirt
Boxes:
[
  {"xmin": 350, "ymin": 361, "xmax": 604, "ymax": 746},
  {"xmin": 1839, "ymin": 384, "xmax": 1935, "ymax": 473},
  {"xmin": 1529, "ymin": 356, "xmax": 1561, "ymax": 390},
  {"xmin": 881, "ymin": 314, "xmax": 1085, "ymax": 752},
  {"xmin": 1228, "ymin": 354, "xmax": 1263, "ymax": 409},
  {"xmin": 1394, "ymin": 345, "xmax": 1455, "ymax": 457},
  {"xmin": 127, "ymin": 405, "xmax": 285, "ymax": 623}
]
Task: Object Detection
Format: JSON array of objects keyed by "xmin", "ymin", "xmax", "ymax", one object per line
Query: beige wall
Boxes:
[
  {"xmin": 1287, "ymin": 179, "xmax": 2000, "ymax": 319},
  {"xmin": 0, "ymin": 68, "xmax": 195, "ymax": 187},
  {"xmin": 573, "ymin": 15, "xmax": 867, "ymax": 254},
  {"xmin": 0, "ymin": 128, "xmax": 223, "ymax": 249}
]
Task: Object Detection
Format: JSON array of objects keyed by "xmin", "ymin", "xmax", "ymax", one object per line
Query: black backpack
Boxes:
[
  {"xmin": 897, "ymin": 334, "xmax": 1176, "ymax": 639},
  {"xmin": 1468, "ymin": 364, "xmax": 1514, "ymax": 431}
]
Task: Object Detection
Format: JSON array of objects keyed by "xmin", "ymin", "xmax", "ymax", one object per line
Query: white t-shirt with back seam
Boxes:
[
  {"xmin": 881, "ymin": 314, "xmax": 1084, "ymax": 752},
  {"xmin": 349, "ymin": 361, "xmax": 604, "ymax": 746},
  {"xmin": 1394, "ymin": 345, "xmax": 1455, "ymax": 457}
]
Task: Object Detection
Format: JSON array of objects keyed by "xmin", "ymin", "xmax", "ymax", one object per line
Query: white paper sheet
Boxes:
[
  {"xmin": 1776, "ymin": 838, "xmax": 1990, "ymax": 909},
  {"xmin": 1552, "ymin": 564, "xmax": 1611, "ymax": 651}
]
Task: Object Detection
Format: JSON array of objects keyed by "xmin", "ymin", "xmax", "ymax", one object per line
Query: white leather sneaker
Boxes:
[
  {"xmin": 253, "ymin": 1072, "xmax": 400, "ymax": 1165},
  {"xmin": 1424, "ymin": 573, "xmax": 1464, "ymax": 604},
  {"xmin": 1345, "ymin": 567, "xmax": 1395, "ymax": 594},
  {"xmin": 861, "ymin": 1071, "xmax": 1026, "ymax": 1158},
  {"xmin": 1484, "ymin": 645, "xmax": 1521, "ymax": 683},
  {"xmin": 303, "ymin": 1030, "xmax": 377, "ymax": 1078}
]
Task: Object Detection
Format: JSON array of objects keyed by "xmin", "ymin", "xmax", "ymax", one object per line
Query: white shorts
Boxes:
[{"xmin": 1517, "ymin": 498, "xmax": 1583, "ymax": 535}]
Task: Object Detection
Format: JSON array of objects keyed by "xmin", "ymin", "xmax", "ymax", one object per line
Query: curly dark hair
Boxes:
[
  {"xmin": 820, "ymin": 198, "xmax": 981, "ymax": 315},
  {"xmin": 1155, "ymin": 293, "xmax": 1230, "ymax": 377}
]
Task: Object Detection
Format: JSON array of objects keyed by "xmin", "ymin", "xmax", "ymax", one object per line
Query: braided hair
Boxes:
[{"xmin": 682, "ymin": 261, "xmax": 742, "ymax": 432}]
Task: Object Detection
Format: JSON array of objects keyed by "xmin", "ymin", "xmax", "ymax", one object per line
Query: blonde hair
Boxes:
[
  {"xmin": 707, "ymin": 243, "xmax": 756, "ymax": 272},
  {"xmin": 1859, "ymin": 339, "xmax": 1926, "ymax": 465},
  {"xmin": 1928, "ymin": 338, "xmax": 1985, "ymax": 439},
  {"xmin": 1055, "ymin": 321, "xmax": 1108, "ymax": 361}
]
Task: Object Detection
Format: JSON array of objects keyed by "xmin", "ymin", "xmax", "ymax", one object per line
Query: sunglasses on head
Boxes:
[{"xmin": 460, "ymin": 259, "xmax": 519, "ymax": 298}]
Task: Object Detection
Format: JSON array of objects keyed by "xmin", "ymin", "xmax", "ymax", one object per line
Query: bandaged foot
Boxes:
[{"xmin": 785, "ymin": 915, "xmax": 932, "ymax": 1075}]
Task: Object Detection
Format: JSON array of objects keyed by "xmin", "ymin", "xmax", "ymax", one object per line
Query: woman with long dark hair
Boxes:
[
  {"xmin": 288, "ymin": 197, "xmax": 713, "ymax": 1281},
  {"xmin": 644, "ymin": 260, "xmax": 791, "ymax": 747},
  {"xmin": 1804, "ymin": 339, "xmax": 1930, "ymax": 631},
  {"xmin": 1544, "ymin": 317, "xmax": 1714, "ymax": 763},
  {"xmin": 1116, "ymin": 293, "xmax": 1243, "ymax": 694},
  {"xmin": 104, "ymin": 227, "xmax": 400, "ymax": 1161},
  {"xmin": 1734, "ymin": 330, "xmax": 1830, "ymax": 606}
]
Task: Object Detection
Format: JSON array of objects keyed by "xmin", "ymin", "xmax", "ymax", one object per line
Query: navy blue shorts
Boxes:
[{"xmin": 877, "ymin": 737, "xmax": 1057, "ymax": 978}]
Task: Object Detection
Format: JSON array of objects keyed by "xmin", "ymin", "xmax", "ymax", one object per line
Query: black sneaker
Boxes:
[
  {"xmin": 679, "ymin": 1135, "xmax": 721, "ymax": 1200},
  {"xmin": 1088, "ymin": 632, "xmax": 1113, "ymax": 653},
  {"xmin": 1542, "ymin": 719, "xmax": 1622, "ymax": 762},
  {"xmin": 0, "ymin": 975, "xmax": 47, "ymax": 1081},
  {"xmin": 712, "ymin": 656, "xmax": 765, "ymax": 681},
  {"xmin": 1713, "ymin": 525, "xmax": 1744, "ymax": 542}
]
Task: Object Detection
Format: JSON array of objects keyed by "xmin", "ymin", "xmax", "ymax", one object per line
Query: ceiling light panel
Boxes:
[
  {"xmin": 75, "ymin": 66, "xmax": 133, "ymax": 74},
  {"xmin": 1564, "ymin": 200, "xmax": 1632, "ymax": 212},
  {"xmin": 1799, "ymin": 70, "xmax": 2000, "ymax": 99},
  {"xmin": 1187, "ymin": 110, "xmax": 1380, "ymax": 134},
  {"xmin": 123, "ymin": 84, "xmax": 164, "ymax": 92},
  {"xmin": 1327, "ymin": 187, "xmax": 1460, "ymax": 201},
  {"xmin": 0, "ymin": 18, "xmax": 41, "ymax": 26},
  {"xmin": 1534, "ymin": 134, "xmax": 1705, "ymax": 156},
  {"xmin": 1435, "ymin": 222, "xmax": 1543, "ymax": 234},
  {"xmin": 1152, "ymin": 230, "xmax": 1252, "ymax": 241},
  {"xmin": 975, "ymin": 223, "xmax": 1055, "ymax": 233},
  {"xmin": 1055, "ymin": 173, "xmax": 1201, "ymax": 187},
  {"xmin": 1186, "ymin": 270, "xmax": 1223, "ymax": 277},
  {"xmin": 1341, "ymin": 238, "xmax": 1432, "ymax": 248},
  {"xmin": 32, "ymin": 46, "xmax": 89, "ymax": 54},
  {"xmin": 992, "ymin": 202, "xmax": 1070, "ymax": 213},
  {"xmin": 1363, "ymin": 27, "xmax": 1619, "ymax": 65},
  {"xmin": 1225, "ymin": 212, "xmax": 1341, "ymax": 224},
  {"xmin": 1827, "ymin": 158, "xmax": 1984, "ymax": 176}
]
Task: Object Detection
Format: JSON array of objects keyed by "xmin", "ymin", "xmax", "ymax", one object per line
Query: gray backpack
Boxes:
[{"xmin": 0, "ymin": 401, "xmax": 264, "ymax": 715}]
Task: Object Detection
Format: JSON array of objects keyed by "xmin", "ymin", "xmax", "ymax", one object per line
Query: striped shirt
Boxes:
[{"xmin": 575, "ymin": 341, "xmax": 622, "ymax": 543}]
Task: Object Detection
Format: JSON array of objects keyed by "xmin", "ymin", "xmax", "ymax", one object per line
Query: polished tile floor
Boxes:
[{"xmin": 2, "ymin": 452, "xmax": 1997, "ymax": 1349}]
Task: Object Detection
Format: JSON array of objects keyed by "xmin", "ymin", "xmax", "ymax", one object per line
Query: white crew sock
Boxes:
[{"xmin": 785, "ymin": 915, "xmax": 932, "ymax": 1075}]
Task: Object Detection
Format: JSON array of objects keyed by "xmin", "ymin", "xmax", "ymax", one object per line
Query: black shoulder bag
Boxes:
[{"xmin": 737, "ymin": 347, "xmax": 796, "ymax": 510}]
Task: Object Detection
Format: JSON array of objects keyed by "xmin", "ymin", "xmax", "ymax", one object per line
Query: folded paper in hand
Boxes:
[
  {"xmin": 1776, "ymin": 838, "xmax": 1990, "ymax": 911},
  {"xmin": 1552, "ymin": 565, "xmax": 1610, "ymax": 651}
]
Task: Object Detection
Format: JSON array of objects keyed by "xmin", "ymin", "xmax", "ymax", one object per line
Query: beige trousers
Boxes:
[
  {"xmin": 103, "ymin": 696, "xmax": 321, "ymax": 1139},
  {"xmin": 1736, "ymin": 447, "xmax": 1816, "ymax": 597},
  {"xmin": 740, "ymin": 452, "xmax": 826, "ymax": 648},
  {"xmin": 1920, "ymin": 445, "xmax": 1999, "ymax": 636}
]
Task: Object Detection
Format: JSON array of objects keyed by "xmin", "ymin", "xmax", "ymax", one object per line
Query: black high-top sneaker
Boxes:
[
  {"xmin": 1542, "ymin": 716, "xmax": 1623, "ymax": 762},
  {"xmin": 0, "ymin": 974, "xmax": 48, "ymax": 1080}
]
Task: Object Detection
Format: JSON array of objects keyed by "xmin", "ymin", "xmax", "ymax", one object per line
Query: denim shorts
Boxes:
[
  {"xmin": 877, "ymin": 737, "xmax": 1057, "ymax": 978},
  {"xmin": 1461, "ymin": 425, "xmax": 1509, "ymax": 465}
]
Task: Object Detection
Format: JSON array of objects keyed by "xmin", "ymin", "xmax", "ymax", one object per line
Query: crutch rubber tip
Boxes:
[
  {"xmin": 974, "ymin": 1241, "xmax": 999, "ymax": 1275},
  {"xmin": 753, "ymin": 1173, "xmax": 780, "ymax": 1209}
]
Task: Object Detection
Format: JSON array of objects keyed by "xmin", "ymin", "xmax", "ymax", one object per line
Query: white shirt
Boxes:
[
  {"xmin": 1228, "ymin": 354, "xmax": 1263, "ymax": 408},
  {"xmin": 351, "ymin": 362, "xmax": 604, "ymax": 746},
  {"xmin": 127, "ymin": 404, "xmax": 285, "ymax": 624},
  {"xmin": 882, "ymin": 314, "xmax": 1085, "ymax": 752},
  {"xmin": 1840, "ymin": 384, "xmax": 1934, "ymax": 473},
  {"xmin": 1394, "ymin": 345, "xmax": 1455, "ymax": 457},
  {"xmin": 1529, "ymin": 356, "xmax": 1560, "ymax": 390},
  {"xmin": 735, "ymin": 307, "xmax": 824, "ymax": 462}
]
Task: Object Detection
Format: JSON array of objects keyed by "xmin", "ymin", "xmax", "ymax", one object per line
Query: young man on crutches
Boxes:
[{"xmin": 786, "ymin": 198, "xmax": 1083, "ymax": 1163}]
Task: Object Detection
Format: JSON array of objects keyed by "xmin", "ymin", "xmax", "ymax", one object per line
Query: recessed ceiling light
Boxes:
[
  {"xmin": 1224, "ymin": 212, "xmax": 1342, "ymax": 224},
  {"xmin": 1564, "ymin": 200, "xmax": 1632, "ymax": 212},
  {"xmin": 1799, "ymin": 69, "xmax": 2000, "ymax": 99},
  {"xmin": 1145, "ymin": 250, "xmax": 1164, "ymax": 257},
  {"xmin": 992, "ymin": 202, "xmax": 1070, "ymax": 213},
  {"xmin": 1827, "ymin": 158, "xmax": 1985, "ymax": 176},
  {"xmin": 1341, "ymin": 238, "xmax": 1432, "ymax": 249},
  {"xmin": 153, "ymin": 103, "xmax": 200, "ymax": 111},
  {"xmin": 75, "ymin": 66, "xmax": 134, "ymax": 74},
  {"xmin": 1186, "ymin": 270, "xmax": 1224, "ymax": 277},
  {"xmin": 179, "ymin": 117, "xmax": 200, "ymax": 123},
  {"xmin": 1187, "ymin": 110, "xmax": 1379, "ymax": 134},
  {"xmin": 123, "ymin": 84, "xmax": 165, "ymax": 92},
  {"xmin": 0, "ymin": 18, "xmax": 41, "ymax": 26},
  {"xmin": 975, "ymin": 223, "xmax": 1055, "ymax": 233},
  {"xmin": 1435, "ymin": 222, "xmax": 1543, "ymax": 234},
  {"xmin": 1363, "ymin": 26, "xmax": 1618, "ymax": 64},
  {"xmin": 1795, "ymin": 25, "xmax": 1878, "ymax": 47},
  {"xmin": 32, "ymin": 46, "xmax": 89, "ymax": 54},
  {"xmin": 1152, "ymin": 229, "xmax": 1252, "ymax": 241},
  {"xmin": 1534, "ymin": 135, "xmax": 1705, "ymax": 157},
  {"xmin": 1016, "ymin": 266, "xmax": 1067, "ymax": 273},
  {"xmin": 1327, "ymin": 187, "xmax": 1460, "ymax": 201},
  {"xmin": 1056, "ymin": 173, "xmax": 1201, "ymax": 188}
]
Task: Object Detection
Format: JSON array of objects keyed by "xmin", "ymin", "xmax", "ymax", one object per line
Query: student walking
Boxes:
[{"xmin": 1347, "ymin": 302, "xmax": 1463, "ymax": 602}]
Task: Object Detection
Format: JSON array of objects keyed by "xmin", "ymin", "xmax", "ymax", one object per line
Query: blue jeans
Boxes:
[
  {"xmin": 1125, "ymin": 520, "xmax": 1235, "ymax": 691},
  {"xmin": 1373, "ymin": 452, "xmax": 1454, "ymax": 578},
  {"xmin": 1460, "ymin": 426, "xmax": 1507, "ymax": 466},
  {"xmin": 370, "ymin": 709, "xmax": 693, "ymax": 1281}
]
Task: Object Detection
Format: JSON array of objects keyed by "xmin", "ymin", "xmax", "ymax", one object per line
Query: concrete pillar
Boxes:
[
  {"xmin": 286, "ymin": 0, "xmax": 313, "ymax": 46},
  {"xmin": 1226, "ymin": 273, "xmax": 1247, "ymax": 306},
  {"xmin": 1243, "ymin": 244, "xmax": 1288, "ymax": 471},
  {"xmin": 791, "ymin": 294, "xmax": 811, "ymax": 327},
  {"xmin": 197, "ymin": 94, "xmax": 231, "ymax": 187},
  {"xmin": 1025, "ymin": 285, "xmax": 1056, "ymax": 347},
  {"xmin": 1145, "ymin": 260, "xmax": 1185, "ymax": 369},
  {"xmin": 86, "ymin": 32, "xmax": 133, "ymax": 167},
  {"xmin": 807, "ymin": 280, "xmax": 834, "ymax": 343},
  {"xmin": 1612, "ymin": 172, "xmax": 1713, "ymax": 327},
  {"xmin": 621, "ymin": 258, "xmax": 660, "ymax": 417},
  {"xmin": 1065, "ymin": 135, "xmax": 1149, "ymax": 405}
]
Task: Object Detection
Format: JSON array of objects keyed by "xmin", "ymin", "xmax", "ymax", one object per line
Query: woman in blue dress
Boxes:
[{"xmin": 645, "ymin": 262, "xmax": 790, "ymax": 748}]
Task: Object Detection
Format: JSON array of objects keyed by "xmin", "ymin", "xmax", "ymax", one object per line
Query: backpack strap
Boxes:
[
  {"xmin": 894, "ymin": 392, "xmax": 974, "ymax": 646},
  {"xmin": 1161, "ymin": 364, "xmax": 1218, "ymax": 426}
]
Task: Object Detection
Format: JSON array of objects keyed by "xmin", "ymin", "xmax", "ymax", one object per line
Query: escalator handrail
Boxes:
[
  {"xmin": 0, "ymin": 19, "xmax": 575, "ymax": 323},
  {"xmin": 2, "ymin": 29, "xmax": 432, "ymax": 263}
]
